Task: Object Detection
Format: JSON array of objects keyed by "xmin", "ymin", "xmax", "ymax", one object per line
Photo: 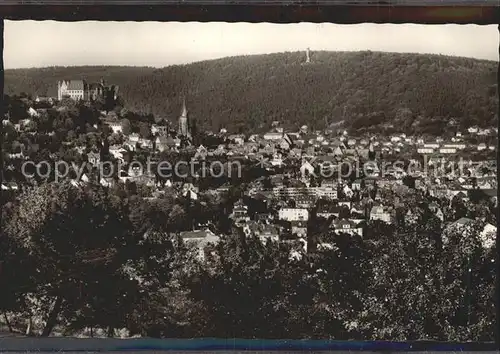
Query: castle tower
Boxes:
[
  {"xmin": 306, "ymin": 48, "xmax": 311, "ymax": 63},
  {"xmin": 178, "ymin": 98, "xmax": 190, "ymax": 138},
  {"xmin": 112, "ymin": 85, "xmax": 119, "ymax": 100},
  {"xmin": 99, "ymin": 78, "xmax": 105, "ymax": 96}
]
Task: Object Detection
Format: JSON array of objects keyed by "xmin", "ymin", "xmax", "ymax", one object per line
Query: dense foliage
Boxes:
[
  {"xmin": 0, "ymin": 182, "xmax": 495, "ymax": 340},
  {"xmin": 5, "ymin": 51, "xmax": 498, "ymax": 134}
]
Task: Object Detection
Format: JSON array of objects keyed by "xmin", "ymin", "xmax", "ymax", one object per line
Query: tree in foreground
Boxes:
[{"xmin": 2, "ymin": 182, "xmax": 181, "ymax": 337}]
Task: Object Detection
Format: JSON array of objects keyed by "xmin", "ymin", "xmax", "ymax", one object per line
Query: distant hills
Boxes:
[{"xmin": 4, "ymin": 51, "xmax": 498, "ymax": 134}]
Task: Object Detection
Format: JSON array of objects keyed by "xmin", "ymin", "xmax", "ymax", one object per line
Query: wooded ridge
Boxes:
[{"xmin": 5, "ymin": 51, "xmax": 498, "ymax": 134}]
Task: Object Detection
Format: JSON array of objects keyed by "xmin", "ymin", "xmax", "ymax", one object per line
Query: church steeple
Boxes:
[
  {"xmin": 181, "ymin": 97, "xmax": 188, "ymax": 118},
  {"xmin": 178, "ymin": 96, "xmax": 190, "ymax": 139}
]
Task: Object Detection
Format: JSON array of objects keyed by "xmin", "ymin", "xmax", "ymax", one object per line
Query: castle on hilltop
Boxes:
[{"xmin": 57, "ymin": 78, "xmax": 119, "ymax": 101}]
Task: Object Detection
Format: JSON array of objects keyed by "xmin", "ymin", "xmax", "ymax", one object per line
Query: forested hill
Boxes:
[{"xmin": 5, "ymin": 51, "xmax": 498, "ymax": 134}]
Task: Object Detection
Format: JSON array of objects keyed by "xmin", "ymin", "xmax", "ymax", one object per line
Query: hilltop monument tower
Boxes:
[
  {"xmin": 306, "ymin": 48, "xmax": 311, "ymax": 63},
  {"xmin": 178, "ymin": 97, "xmax": 190, "ymax": 138}
]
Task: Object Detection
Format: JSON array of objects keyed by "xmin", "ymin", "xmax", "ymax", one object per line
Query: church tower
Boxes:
[{"xmin": 178, "ymin": 98, "xmax": 190, "ymax": 138}]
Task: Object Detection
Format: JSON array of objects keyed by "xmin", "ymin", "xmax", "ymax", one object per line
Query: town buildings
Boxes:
[{"xmin": 3, "ymin": 95, "xmax": 498, "ymax": 259}]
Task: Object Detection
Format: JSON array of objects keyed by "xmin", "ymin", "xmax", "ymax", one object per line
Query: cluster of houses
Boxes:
[
  {"xmin": 170, "ymin": 136, "xmax": 496, "ymax": 258},
  {"xmin": 2, "ymin": 100, "xmax": 498, "ymax": 260},
  {"xmin": 176, "ymin": 123, "xmax": 496, "ymax": 256}
]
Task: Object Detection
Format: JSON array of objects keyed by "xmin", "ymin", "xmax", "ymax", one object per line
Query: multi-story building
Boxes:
[
  {"xmin": 439, "ymin": 147, "xmax": 457, "ymax": 154},
  {"xmin": 417, "ymin": 147, "xmax": 434, "ymax": 154},
  {"xmin": 57, "ymin": 78, "xmax": 118, "ymax": 101},
  {"xmin": 58, "ymin": 80, "xmax": 87, "ymax": 100},
  {"xmin": 108, "ymin": 122, "xmax": 123, "ymax": 134},
  {"xmin": 332, "ymin": 219, "xmax": 363, "ymax": 236},
  {"xmin": 278, "ymin": 208, "xmax": 309, "ymax": 222},
  {"xmin": 263, "ymin": 131, "xmax": 284, "ymax": 140},
  {"xmin": 314, "ymin": 187, "xmax": 338, "ymax": 199},
  {"xmin": 369, "ymin": 204, "xmax": 393, "ymax": 224},
  {"xmin": 230, "ymin": 200, "xmax": 250, "ymax": 226},
  {"xmin": 151, "ymin": 124, "xmax": 169, "ymax": 136}
]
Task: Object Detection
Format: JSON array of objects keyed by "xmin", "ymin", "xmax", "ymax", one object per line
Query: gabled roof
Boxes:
[
  {"xmin": 180, "ymin": 229, "xmax": 216, "ymax": 240},
  {"xmin": 455, "ymin": 217, "xmax": 474, "ymax": 226},
  {"xmin": 260, "ymin": 224, "xmax": 279, "ymax": 235},
  {"xmin": 264, "ymin": 130, "xmax": 283, "ymax": 136},
  {"xmin": 454, "ymin": 191, "xmax": 468, "ymax": 198},
  {"xmin": 233, "ymin": 199, "xmax": 247, "ymax": 208},
  {"xmin": 333, "ymin": 218, "xmax": 355, "ymax": 229}
]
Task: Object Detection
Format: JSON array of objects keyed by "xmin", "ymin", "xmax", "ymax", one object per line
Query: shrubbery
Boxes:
[{"xmin": 0, "ymin": 182, "xmax": 495, "ymax": 340}]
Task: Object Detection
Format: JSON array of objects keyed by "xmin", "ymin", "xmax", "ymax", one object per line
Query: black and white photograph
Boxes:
[{"xmin": 1, "ymin": 21, "xmax": 498, "ymax": 342}]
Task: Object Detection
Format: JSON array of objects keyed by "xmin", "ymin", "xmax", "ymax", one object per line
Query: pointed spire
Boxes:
[
  {"xmin": 178, "ymin": 95, "xmax": 190, "ymax": 139},
  {"xmin": 181, "ymin": 97, "xmax": 187, "ymax": 117}
]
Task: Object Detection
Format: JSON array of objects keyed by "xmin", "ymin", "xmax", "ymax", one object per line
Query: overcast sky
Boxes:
[{"xmin": 4, "ymin": 21, "xmax": 498, "ymax": 69}]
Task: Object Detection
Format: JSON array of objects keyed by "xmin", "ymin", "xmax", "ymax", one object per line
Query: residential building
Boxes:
[
  {"xmin": 468, "ymin": 126, "xmax": 479, "ymax": 134},
  {"xmin": 180, "ymin": 229, "xmax": 220, "ymax": 260},
  {"xmin": 369, "ymin": 204, "xmax": 392, "ymax": 224},
  {"xmin": 439, "ymin": 147, "xmax": 457, "ymax": 154},
  {"xmin": 332, "ymin": 219, "xmax": 363, "ymax": 236},
  {"xmin": 231, "ymin": 200, "xmax": 250, "ymax": 226},
  {"xmin": 108, "ymin": 122, "xmax": 123, "ymax": 134},
  {"xmin": 151, "ymin": 124, "xmax": 169, "ymax": 136},
  {"xmin": 278, "ymin": 208, "xmax": 309, "ymax": 222},
  {"xmin": 263, "ymin": 131, "xmax": 284, "ymax": 140},
  {"xmin": 87, "ymin": 152, "xmax": 100, "ymax": 167},
  {"xmin": 418, "ymin": 147, "xmax": 435, "ymax": 154},
  {"xmin": 291, "ymin": 221, "xmax": 307, "ymax": 238}
]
